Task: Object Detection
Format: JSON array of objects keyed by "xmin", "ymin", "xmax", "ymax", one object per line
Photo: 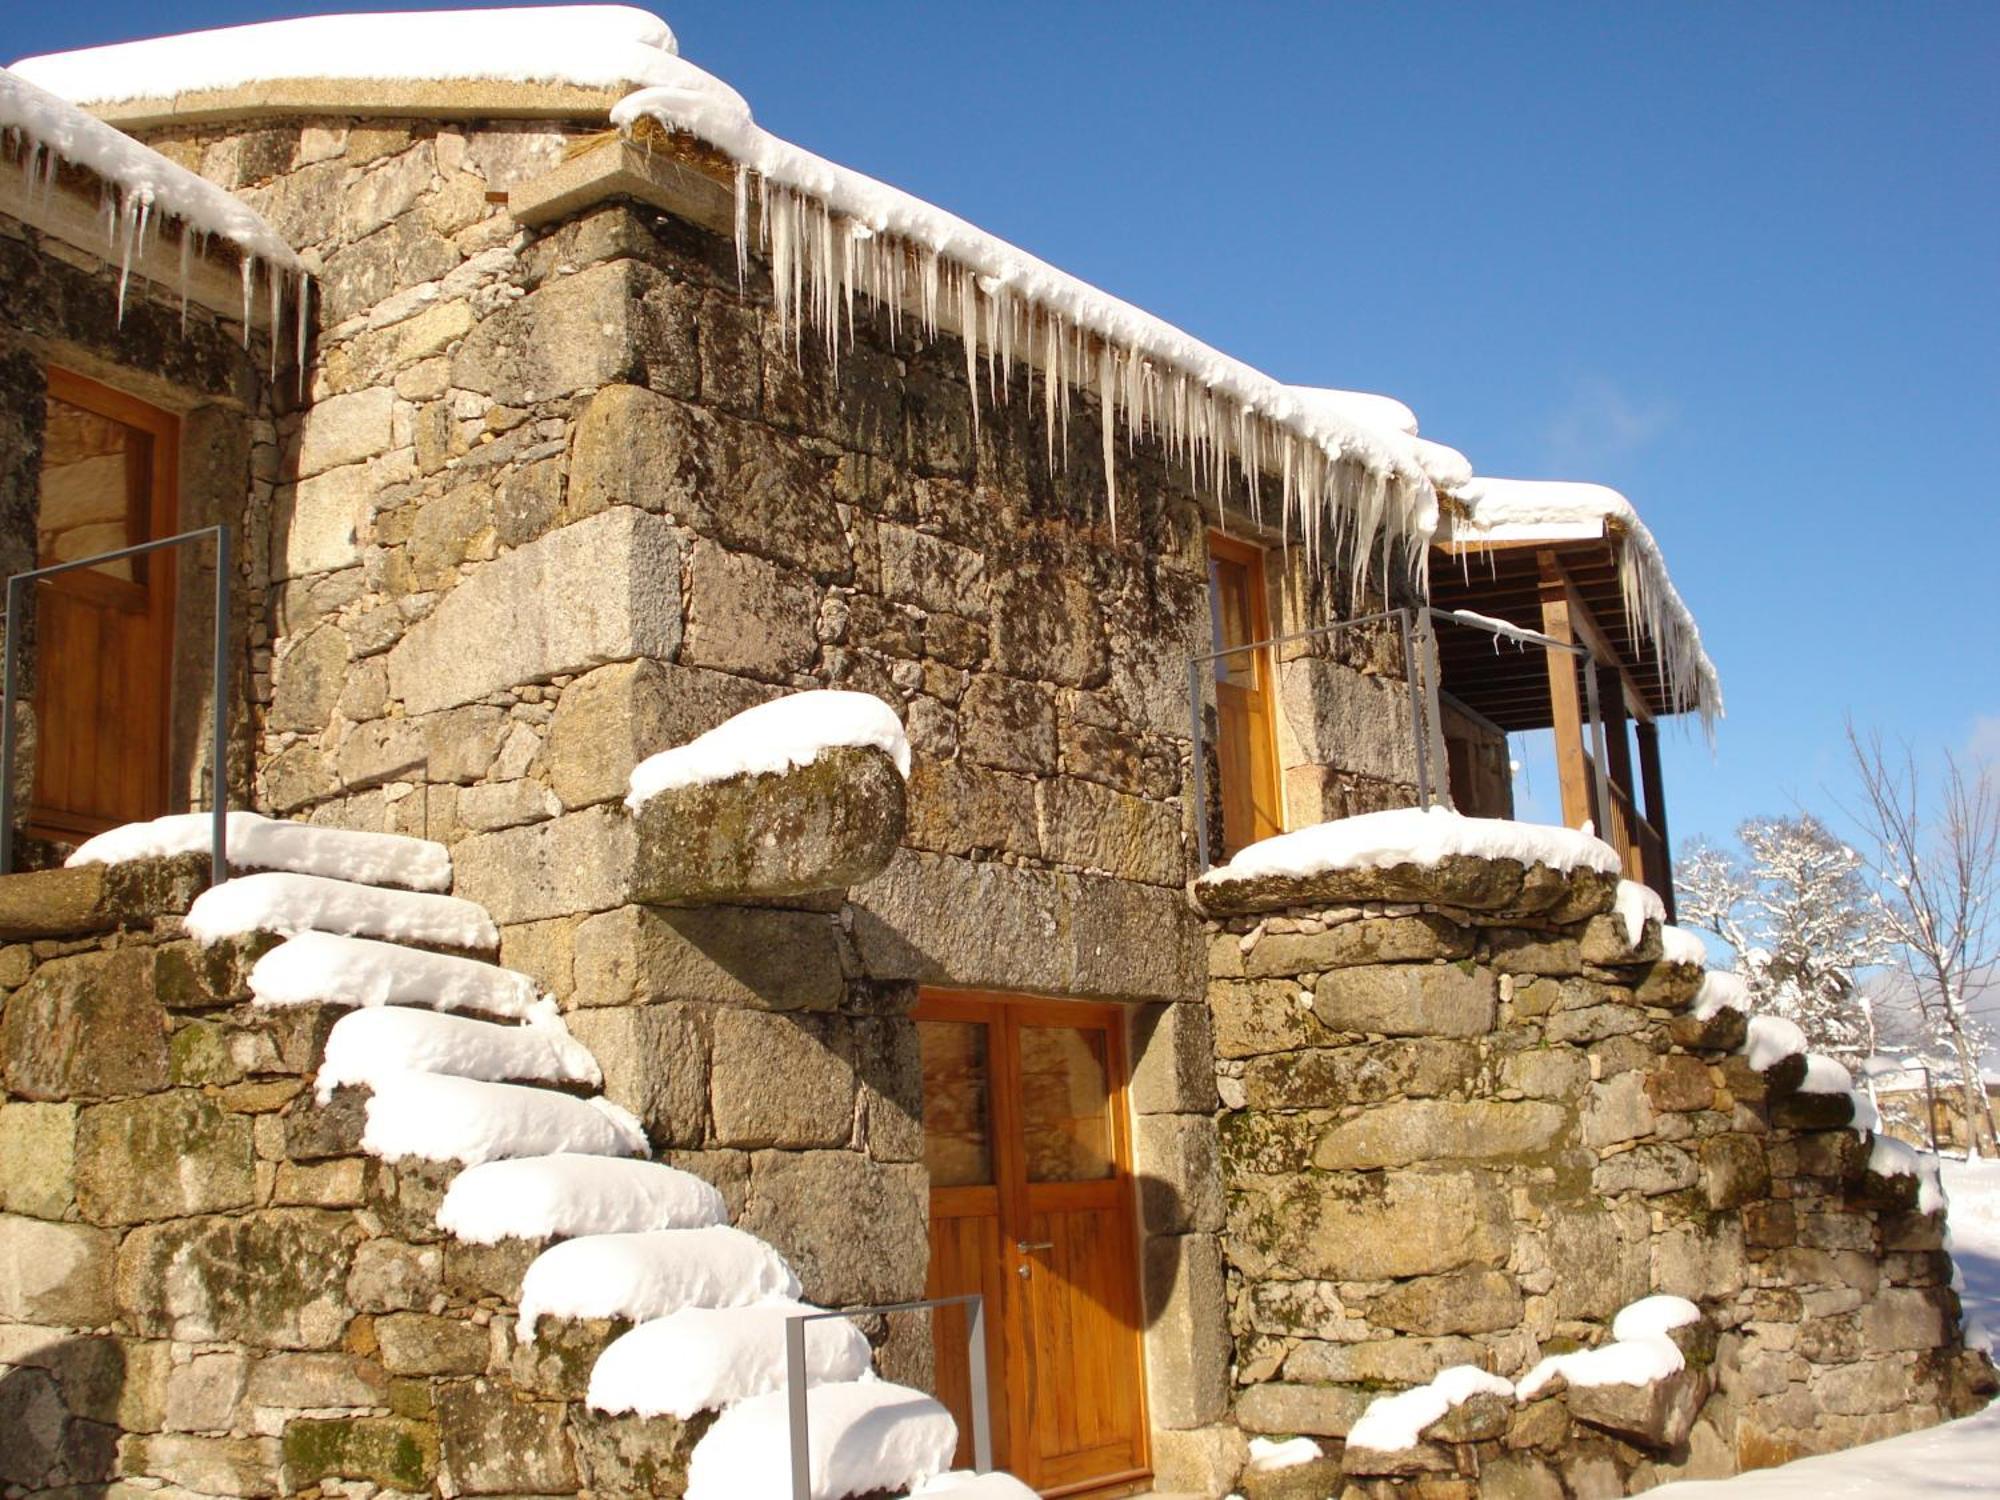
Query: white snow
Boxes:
[
  {"xmin": 610, "ymin": 67, "xmax": 1437, "ymax": 579},
  {"xmin": 1198, "ymin": 805, "xmax": 1623, "ymax": 888},
  {"xmin": 1243, "ymin": 1435, "xmax": 1324, "ymax": 1472},
  {"xmin": 1647, "ymin": 1398, "xmax": 2000, "ymax": 1496},
  {"xmin": 68, "ymin": 811, "xmax": 450, "ymax": 890},
  {"xmin": 1610, "ymin": 1295, "xmax": 1702, "ymax": 1341},
  {"xmin": 1287, "ymin": 386, "xmax": 1474, "ymax": 494},
  {"xmin": 438, "ymin": 1153, "xmax": 727, "ymax": 1243},
  {"xmin": 1614, "ymin": 878, "xmax": 1666, "ymax": 948},
  {"xmin": 10, "ymin": 6, "xmax": 684, "ymax": 104},
  {"xmin": 626, "ymin": 689, "xmax": 911, "ymax": 808},
  {"xmin": 1447, "ymin": 476, "xmax": 1721, "ymax": 728},
  {"xmin": 1944, "ymin": 1156, "xmax": 2000, "ymax": 1356},
  {"xmin": 248, "ymin": 932, "xmax": 539, "ymax": 1019},
  {"xmin": 1345, "ymin": 1365, "xmax": 1516, "ymax": 1452},
  {"xmin": 1740, "ymin": 1015, "xmax": 1809, "ymax": 1073},
  {"xmin": 908, "ymin": 1474, "xmax": 1041, "ymax": 1500},
  {"xmin": 1658, "ymin": 925, "xmax": 1710, "ymax": 968},
  {"xmin": 586, "ymin": 1299, "xmax": 871, "ymax": 1418},
  {"xmin": 1799, "ymin": 1053, "xmax": 1856, "ymax": 1095},
  {"xmin": 1517, "ymin": 1333, "xmax": 1684, "ymax": 1401},
  {"xmin": 516, "ymin": 1225, "xmax": 800, "ymax": 1336},
  {"xmin": 315, "ymin": 1002, "xmax": 599, "ymax": 1101},
  {"xmin": 1693, "ymin": 970, "xmax": 1751, "ymax": 1021},
  {"xmin": 359, "ymin": 1071, "xmax": 646, "ymax": 1165},
  {"xmin": 1869, "ymin": 1135, "xmax": 1946, "ymax": 1217},
  {"xmin": 185, "ymin": 872, "xmax": 498, "ymax": 951},
  {"xmin": 685, "ymin": 1379, "xmax": 957, "ymax": 1500}
]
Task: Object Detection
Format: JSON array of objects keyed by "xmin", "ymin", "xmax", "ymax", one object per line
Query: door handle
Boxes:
[{"xmin": 1017, "ymin": 1241, "xmax": 1054, "ymax": 1252}]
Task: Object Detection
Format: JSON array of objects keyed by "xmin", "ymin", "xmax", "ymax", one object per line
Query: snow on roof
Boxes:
[
  {"xmin": 610, "ymin": 67, "xmax": 1439, "ymax": 581},
  {"xmin": 1196, "ymin": 805, "xmax": 1624, "ymax": 888},
  {"xmin": 8, "ymin": 5, "xmax": 682, "ymax": 104},
  {"xmin": 626, "ymin": 688, "xmax": 911, "ymax": 810},
  {"xmin": 1446, "ymin": 476, "xmax": 1722, "ymax": 728},
  {"xmin": 1288, "ymin": 385, "xmax": 1475, "ymax": 495}
]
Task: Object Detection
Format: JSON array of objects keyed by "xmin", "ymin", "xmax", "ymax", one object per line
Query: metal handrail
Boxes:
[
  {"xmin": 1, "ymin": 525, "xmax": 231, "ymax": 884},
  {"xmin": 1188, "ymin": 605, "xmax": 1609, "ymax": 873},
  {"xmin": 786, "ymin": 1293, "xmax": 991, "ymax": 1500}
]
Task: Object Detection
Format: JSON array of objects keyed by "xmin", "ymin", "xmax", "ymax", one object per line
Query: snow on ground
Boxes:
[
  {"xmin": 10, "ymin": 5, "xmax": 684, "ymax": 102},
  {"xmin": 1648, "ymin": 1400, "xmax": 2000, "ymax": 1495},
  {"xmin": 626, "ymin": 689, "xmax": 911, "ymax": 808},
  {"xmin": 1198, "ymin": 805, "xmax": 1623, "ymax": 887},
  {"xmin": 1944, "ymin": 1156, "xmax": 2000, "ymax": 1359}
]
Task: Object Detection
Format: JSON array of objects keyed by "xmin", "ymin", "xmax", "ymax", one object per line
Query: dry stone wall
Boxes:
[{"xmin": 1202, "ymin": 855, "xmax": 1995, "ymax": 1496}]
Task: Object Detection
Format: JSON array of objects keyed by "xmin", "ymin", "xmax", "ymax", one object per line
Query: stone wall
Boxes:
[{"xmin": 1201, "ymin": 854, "xmax": 1994, "ymax": 1494}]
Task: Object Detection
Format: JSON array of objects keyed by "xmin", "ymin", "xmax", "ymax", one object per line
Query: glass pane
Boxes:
[
  {"xmin": 1019, "ymin": 1025, "xmax": 1114, "ymax": 1183},
  {"xmin": 919, "ymin": 1020, "xmax": 993, "ymax": 1188},
  {"xmin": 39, "ymin": 395, "xmax": 146, "ymax": 581},
  {"xmin": 1207, "ymin": 555, "xmax": 1259, "ymax": 688}
]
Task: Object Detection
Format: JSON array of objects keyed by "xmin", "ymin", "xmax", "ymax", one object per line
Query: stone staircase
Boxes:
[{"xmin": 60, "ymin": 810, "xmax": 1006, "ymax": 1499}]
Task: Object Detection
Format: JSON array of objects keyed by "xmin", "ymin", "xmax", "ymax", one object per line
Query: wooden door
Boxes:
[
  {"xmin": 919, "ymin": 991, "xmax": 1149, "ymax": 1497},
  {"xmin": 1206, "ymin": 533, "xmax": 1281, "ymax": 858},
  {"xmin": 28, "ymin": 370, "xmax": 178, "ymax": 844}
]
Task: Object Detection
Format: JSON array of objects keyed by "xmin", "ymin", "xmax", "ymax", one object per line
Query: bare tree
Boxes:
[
  {"xmin": 1675, "ymin": 817, "xmax": 1888, "ymax": 1062},
  {"xmin": 1846, "ymin": 726, "xmax": 2000, "ymax": 1155}
]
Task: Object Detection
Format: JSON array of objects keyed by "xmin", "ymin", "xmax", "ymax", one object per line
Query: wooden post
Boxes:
[
  {"xmin": 1537, "ymin": 556, "xmax": 1593, "ymax": 833},
  {"xmin": 1635, "ymin": 720, "xmax": 1674, "ymax": 921},
  {"xmin": 1598, "ymin": 665, "xmax": 1638, "ymax": 879}
]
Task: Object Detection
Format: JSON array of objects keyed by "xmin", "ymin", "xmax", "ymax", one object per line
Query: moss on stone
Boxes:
[{"xmin": 282, "ymin": 1415, "xmax": 438, "ymax": 1489}]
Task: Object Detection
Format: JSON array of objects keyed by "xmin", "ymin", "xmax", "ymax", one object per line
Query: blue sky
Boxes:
[{"xmin": 13, "ymin": 1, "xmax": 1998, "ymax": 853}]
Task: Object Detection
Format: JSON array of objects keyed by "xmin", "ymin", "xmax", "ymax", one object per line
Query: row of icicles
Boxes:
[
  {"xmin": 10, "ymin": 126, "xmax": 310, "ymax": 390},
  {"xmin": 738, "ymin": 166, "xmax": 1432, "ymax": 598}
]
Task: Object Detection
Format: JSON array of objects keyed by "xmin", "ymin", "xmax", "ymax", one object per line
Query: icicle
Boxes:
[
  {"xmin": 1099, "ymin": 343, "xmax": 1119, "ymax": 541},
  {"xmin": 114, "ymin": 189, "xmax": 143, "ymax": 325},
  {"xmin": 957, "ymin": 268, "xmax": 980, "ymax": 437},
  {"xmin": 177, "ymin": 228, "xmax": 194, "ymax": 331},
  {"xmin": 732, "ymin": 165, "xmax": 749, "ymax": 289},
  {"xmin": 267, "ymin": 258, "xmax": 283, "ymax": 379},
  {"xmin": 294, "ymin": 270, "xmax": 312, "ymax": 398},
  {"xmin": 239, "ymin": 256, "xmax": 254, "ymax": 349}
]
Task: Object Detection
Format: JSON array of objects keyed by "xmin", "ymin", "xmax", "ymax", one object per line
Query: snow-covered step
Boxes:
[
  {"xmin": 250, "ymin": 931, "xmax": 539, "ymax": 1018},
  {"xmin": 588, "ymin": 1300, "xmax": 871, "ymax": 1419},
  {"xmin": 907, "ymin": 1475, "xmax": 1039, "ymax": 1500},
  {"xmin": 439, "ymin": 1155, "xmax": 727, "ymax": 1244},
  {"xmin": 69, "ymin": 811, "xmax": 451, "ymax": 891},
  {"xmin": 517, "ymin": 1225, "xmax": 800, "ymax": 1337},
  {"xmin": 686, "ymin": 1379, "xmax": 957, "ymax": 1500},
  {"xmin": 316, "ymin": 1005, "xmax": 600, "ymax": 1099},
  {"xmin": 186, "ymin": 871, "xmax": 498, "ymax": 952},
  {"xmin": 359, "ymin": 1071, "xmax": 646, "ymax": 1166}
]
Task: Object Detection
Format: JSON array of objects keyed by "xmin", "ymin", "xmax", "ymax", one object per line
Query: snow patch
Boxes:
[
  {"xmin": 1613, "ymin": 879, "xmax": 1665, "ymax": 948},
  {"xmin": 1740, "ymin": 1015, "xmax": 1808, "ymax": 1073},
  {"xmin": 626, "ymin": 689, "xmax": 910, "ymax": 808},
  {"xmin": 1610, "ymin": 1295, "xmax": 1702, "ymax": 1342},
  {"xmin": 1517, "ymin": 1336, "xmax": 1683, "ymax": 1401},
  {"xmin": 248, "ymin": 932, "xmax": 539, "ymax": 1019},
  {"xmin": 359, "ymin": 1071, "xmax": 646, "ymax": 1165},
  {"xmin": 908, "ymin": 1475, "xmax": 1041, "ymax": 1500},
  {"xmin": 315, "ymin": 1002, "xmax": 599, "ymax": 1101},
  {"xmin": 68, "ymin": 811, "xmax": 449, "ymax": 890},
  {"xmin": 1869, "ymin": 1136, "xmax": 1945, "ymax": 1216},
  {"xmin": 1798, "ymin": 1054, "xmax": 1856, "ymax": 1095},
  {"xmin": 1692, "ymin": 970, "xmax": 1750, "ymax": 1022},
  {"xmin": 1346, "ymin": 1365, "xmax": 1515, "ymax": 1452},
  {"xmin": 1244, "ymin": 1435, "xmax": 1324, "ymax": 1472},
  {"xmin": 1658, "ymin": 925, "xmax": 1709, "ymax": 967},
  {"xmin": 185, "ymin": 872, "xmax": 498, "ymax": 951},
  {"xmin": 11, "ymin": 6, "xmax": 683, "ymax": 103},
  {"xmin": 685, "ymin": 1379, "xmax": 956, "ymax": 1500},
  {"xmin": 438, "ymin": 1154, "xmax": 727, "ymax": 1243},
  {"xmin": 587, "ymin": 1300, "xmax": 871, "ymax": 1418},
  {"xmin": 1199, "ymin": 805, "xmax": 1622, "ymax": 887},
  {"xmin": 516, "ymin": 1225, "xmax": 799, "ymax": 1336}
]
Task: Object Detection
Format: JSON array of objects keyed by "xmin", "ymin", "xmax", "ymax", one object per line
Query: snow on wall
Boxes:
[
  {"xmin": 0, "ymin": 67, "xmax": 304, "ymax": 358},
  {"xmin": 186, "ymin": 871, "xmax": 499, "ymax": 951},
  {"xmin": 1447, "ymin": 476, "xmax": 1722, "ymax": 728},
  {"xmin": 69, "ymin": 811, "xmax": 450, "ymax": 891},
  {"xmin": 1346, "ymin": 1364, "xmax": 1516, "ymax": 1452},
  {"xmin": 359, "ymin": 1070, "xmax": 647, "ymax": 1165},
  {"xmin": 248, "ymin": 931, "xmax": 540, "ymax": 1018},
  {"xmin": 315, "ymin": 1002, "xmax": 600, "ymax": 1101},
  {"xmin": 608, "ymin": 68, "xmax": 1437, "ymax": 588},
  {"xmin": 9, "ymin": 5, "xmax": 683, "ymax": 102},
  {"xmin": 1197, "ymin": 804, "xmax": 1624, "ymax": 887},
  {"xmin": 438, "ymin": 1153, "xmax": 727, "ymax": 1243},
  {"xmin": 626, "ymin": 688, "xmax": 911, "ymax": 808}
]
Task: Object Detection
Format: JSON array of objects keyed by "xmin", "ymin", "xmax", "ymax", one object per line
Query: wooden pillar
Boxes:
[
  {"xmin": 1598, "ymin": 666, "xmax": 1638, "ymax": 879},
  {"xmin": 1537, "ymin": 558, "xmax": 1593, "ymax": 833},
  {"xmin": 1636, "ymin": 719, "xmax": 1674, "ymax": 921}
]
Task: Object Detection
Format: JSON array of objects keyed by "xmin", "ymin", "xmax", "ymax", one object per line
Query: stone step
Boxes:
[
  {"xmin": 357, "ymin": 1071, "xmax": 647, "ymax": 1166},
  {"xmin": 438, "ymin": 1153, "xmax": 728, "ymax": 1243},
  {"xmin": 588, "ymin": 1300, "xmax": 871, "ymax": 1420},
  {"xmin": 517, "ymin": 1224, "xmax": 800, "ymax": 1337},
  {"xmin": 249, "ymin": 930, "xmax": 538, "ymax": 1017},
  {"xmin": 317, "ymin": 1005, "xmax": 601, "ymax": 1096},
  {"xmin": 69, "ymin": 810, "xmax": 452, "ymax": 892},
  {"xmin": 685, "ymin": 1377, "xmax": 956, "ymax": 1500},
  {"xmin": 185, "ymin": 871, "xmax": 500, "ymax": 957}
]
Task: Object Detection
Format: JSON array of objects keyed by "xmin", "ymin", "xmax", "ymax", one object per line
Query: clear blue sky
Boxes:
[{"xmin": 13, "ymin": 2, "xmax": 1998, "ymax": 852}]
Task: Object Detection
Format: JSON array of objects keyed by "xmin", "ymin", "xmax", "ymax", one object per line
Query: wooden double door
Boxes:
[{"xmin": 918, "ymin": 991, "xmax": 1150, "ymax": 1497}]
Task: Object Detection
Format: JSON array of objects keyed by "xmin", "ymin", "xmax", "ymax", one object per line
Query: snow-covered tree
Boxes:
[
  {"xmin": 1847, "ymin": 727, "xmax": 2000, "ymax": 1156},
  {"xmin": 1674, "ymin": 815, "xmax": 1889, "ymax": 1063}
]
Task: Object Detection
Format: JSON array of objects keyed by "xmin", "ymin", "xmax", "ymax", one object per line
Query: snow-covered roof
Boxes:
[
  {"xmin": 1, "ymin": 65, "xmax": 298, "ymax": 273},
  {"xmin": 8, "ymin": 5, "xmax": 682, "ymax": 104},
  {"xmin": 1443, "ymin": 476, "xmax": 1722, "ymax": 728}
]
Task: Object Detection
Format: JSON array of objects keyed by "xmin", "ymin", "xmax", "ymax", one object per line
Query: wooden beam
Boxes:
[
  {"xmin": 1536, "ymin": 552, "xmax": 1595, "ymax": 833},
  {"xmin": 1636, "ymin": 720, "xmax": 1675, "ymax": 921},
  {"xmin": 1540, "ymin": 552, "xmax": 1657, "ymax": 724},
  {"xmin": 1597, "ymin": 664, "xmax": 1640, "ymax": 879}
]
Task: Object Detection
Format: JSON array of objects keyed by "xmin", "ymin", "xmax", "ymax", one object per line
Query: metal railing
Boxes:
[
  {"xmin": 1188, "ymin": 604, "xmax": 1611, "ymax": 873},
  {"xmin": 786, "ymin": 1293, "xmax": 991, "ymax": 1500},
  {"xmin": 1, "ymin": 525, "xmax": 232, "ymax": 884}
]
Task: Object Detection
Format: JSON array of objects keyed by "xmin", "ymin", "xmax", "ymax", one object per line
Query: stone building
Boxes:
[{"xmin": 0, "ymin": 10, "xmax": 1984, "ymax": 1499}]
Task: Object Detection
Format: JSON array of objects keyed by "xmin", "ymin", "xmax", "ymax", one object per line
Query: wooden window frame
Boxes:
[{"xmin": 1205, "ymin": 530, "xmax": 1285, "ymax": 853}]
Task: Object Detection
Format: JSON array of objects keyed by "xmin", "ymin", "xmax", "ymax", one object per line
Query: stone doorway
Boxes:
[{"xmin": 918, "ymin": 989, "xmax": 1152, "ymax": 1496}]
